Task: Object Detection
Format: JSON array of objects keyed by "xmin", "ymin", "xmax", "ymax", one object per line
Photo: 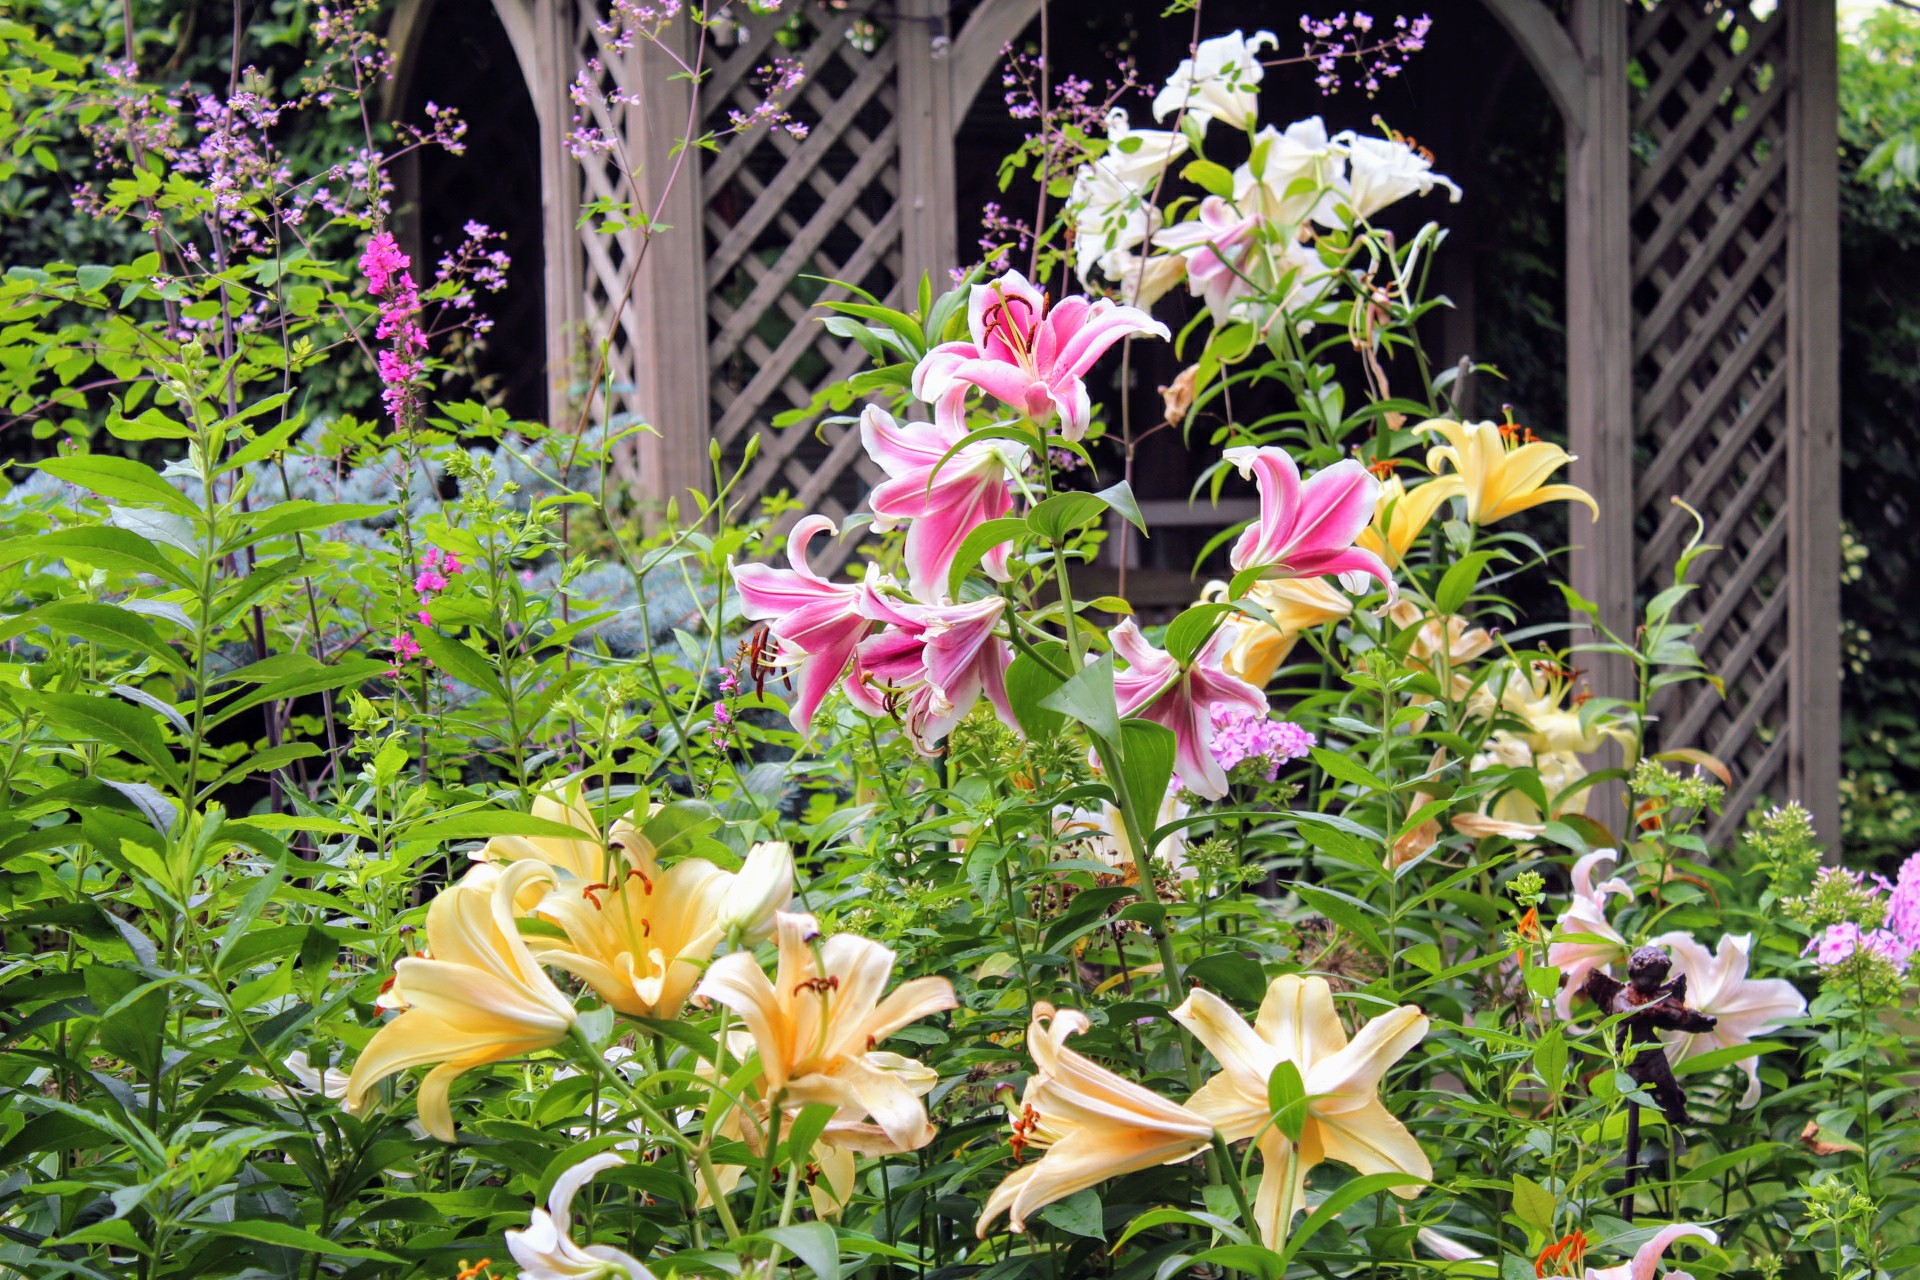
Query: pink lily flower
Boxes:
[
  {"xmin": 862, "ymin": 403, "xmax": 1025, "ymax": 601},
  {"xmin": 1224, "ymin": 446, "xmax": 1394, "ymax": 595},
  {"xmin": 1585, "ymin": 1223, "xmax": 1718, "ymax": 1280},
  {"xmin": 848, "ymin": 593, "xmax": 1016, "ymax": 753},
  {"xmin": 1649, "ymin": 931, "xmax": 1807, "ymax": 1108},
  {"xmin": 912, "ymin": 270, "xmax": 1169, "ymax": 441},
  {"xmin": 1152, "ymin": 196, "xmax": 1262, "ymax": 320},
  {"xmin": 732, "ymin": 516, "xmax": 876, "ymax": 734},
  {"xmin": 1112, "ymin": 618, "xmax": 1266, "ymax": 800},
  {"xmin": 1546, "ymin": 849, "xmax": 1633, "ymax": 1020}
]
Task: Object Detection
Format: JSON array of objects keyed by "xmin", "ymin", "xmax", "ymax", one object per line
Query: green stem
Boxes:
[{"xmin": 1209, "ymin": 1131, "xmax": 1258, "ymax": 1244}]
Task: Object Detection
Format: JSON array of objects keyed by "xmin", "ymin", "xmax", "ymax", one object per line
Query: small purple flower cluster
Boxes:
[
  {"xmin": 361, "ymin": 232, "xmax": 428, "ymax": 426},
  {"xmin": 1296, "ymin": 12, "xmax": 1432, "ymax": 95},
  {"xmin": 974, "ymin": 201, "xmax": 1036, "ymax": 274},
  {"xmin": 1208, "ymin": 704, "xmax": 1316, "ymax": 782},
  {"xmin": 710, "ymin": 667, "xmax": 741, "ymax": 751},
  {"xmin": 1806, "ymin": 852, "xmax": 1920, "ymax": 976},
  {"xmin": 434, "ymin": 221, "xmax": 512, "ymax": 335},
  {"xmin": 726, "ymin": 57, "xmax": 809, "ymax": 140}
]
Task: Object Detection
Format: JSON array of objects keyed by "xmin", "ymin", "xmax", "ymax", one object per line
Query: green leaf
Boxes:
[
  {"xmin": 1533, "ymin": 1025, "xmax": 1568, "ymax": 1092},
  {"xmin": 1511, "ymin": 1173, "xmax": 1556, "ymax": 1235},
  {"xmin": 411, "ymin": 629, "xmax": 505, "ymax": 697},
  {"xmin": 1095, "ymin": 479, "xmax": 1147, "ymax": 534},
  {"xmin": 1005, "ymin": 644, "xmax": 1069, "ymax": 739},
  {"xmin": 40, "ymin": 692, "xmax": 176, "ymax": 782},
  {"xmin": 38, "ymin": 455, "xmax": 200, "ymax": 518},
  {"xmin": 228, "ymin": 500, "xmax": 393, "ymax": 550},
  {"xmin": 0, "ymin": 527, "xmax": 191, "ymax": 587},
  {"xmin": 1183, "ymin": 158, "xmax": 1237, "ymax": 198},
  {"xmin": 1277, "ymin": 1171, "xmax": 1426, "ymax": 1266},
  {"xmin": 1164, "ymin": 602, "xmax": 1233, "ymax": 666},
  {"xmin": 1309, "ymin": 746, "xmax": 1389, "ymax": 792},
  {"xmin": 208, "ymin": 658, "xmax": 389, "ymax": 727},
  {"xmin": 1040, "ymin": 1188, "xmax": 1105, "ymax": 1238},
  {"xmin": 400, "ymin": 809, "xmax": 609, "ymax": 846},
  {"xmin": 1116, "ymin": 717, "xmax": 1176, "ymax": 855},
  {"xmin": 1027, "ymin": 491, "xmax": 1110, "ymax": 542},
  {"xmin": 1186, "ymin": 952, "xmax": 1268, "ymax": 1005},
  {"xmin": 1039, "ymin": 652, "xmax": 1120, "ymax": 744},
  {"xmin": 1433, "ymin": 550, "xmax": 1500, "ymax": 617},
  {"xmin": 1266, "ymin": 1059, "xmax": 1307, "ymax": 1144},
  {"xmin": 196, "ymin": 1219, "xmax": 403, "ymax": 1263},
  {"xmin": 779, "ymin": 1103, "xmax": 838, "ymax": 1167},
  {"xmin": 0, "ymin": 601, "xmax": 187, "ymax": 673},
  {"xmin": 945, "ymin": 516, "xmax": 1028, "ymax": 596},
  {"xmin": 1291, "ymin": 882, "xmax": 1386, "ymax": 956},
  {"xmin": 759, "ymin": 1223, "xmax": 840, "ymax": 1280}
]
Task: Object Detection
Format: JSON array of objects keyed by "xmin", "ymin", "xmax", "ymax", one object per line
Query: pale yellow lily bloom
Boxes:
[
  {"xmin": 698, "ymin": 912, "xmax": 955, "ymax": 1157},
  {"xmin": 1417, "ymin": 418, "xmax": 1599, "ymax": 526},
  {"xmin": 1356, "ymin": 474, "xmax": 1464, "ymax": 564},
  {"xmin": 345, "ymin": 860, "xmax": 576, "ymax": 1141},
  {"xmin": 1172, "ymin": 975, "xmax": 1430, "ymax": 1250},
  {"xmin": 1496, "ymin": 663, "xmax": 1631, "ymax": 758},
  {"xmin": 978, "ymin": 1003, "xmax": 1213, "ymax": 1236},
  {"xmin": 1388, "ymin": 599, "xmax": 1494, "ymax": 668},
  {"xmin": 529, "ymin": 842, "xmax": 726, "ymax": 1021},
  {"xmin": 1205, "ymin": 577, "xmax": 1354, "ymax": 686}
]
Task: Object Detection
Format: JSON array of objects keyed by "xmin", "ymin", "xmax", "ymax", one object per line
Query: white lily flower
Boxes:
[
  {"xmin": 506, "ymin": 1153, "xmax": 655, "ymax": 1280},
  {"xmin": 1153, "ymin": 30, "xmax": 1278, "ymax": 132},
  {"xmin": 1334, "ymin": 131, "xmax": 1462, "ymax": 221},
  {"xmin": 718, "ymin": 839, "xmax": 796, "ymax": 946},
  {"xmin": 1650, "ymin": 932, "xmax": 1807, "ymax": 1107},
  {"xmin": 1236, "ymin": 116, "xmax": 1345, "ymax": 227}
]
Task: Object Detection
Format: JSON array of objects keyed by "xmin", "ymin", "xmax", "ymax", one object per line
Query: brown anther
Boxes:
[
  {"xmin": 582, "ymin": 882, "xmax": 612, "ymax": 909},
  {"xmin": 627, "ymin": 867, "xmax": 653, "ymax": 894},
  {"xmin": 1009, "ymin": 1102, "xmax": 1040, "ymax": 1163},
  {"xmin": 794, "ymin": 975, "xmax": 840, "ymax": 997},
  {"xmin": 1534, "ymin": 1230, "xmax": 1589, "ymax": 1278},
  {"xmin": 1365, "ymin": 456, "xmax": 1402, "ymax": 478},
  {"xmin": 454, "ymin": 1260, "xmax": 493, "ymax": 1280}
]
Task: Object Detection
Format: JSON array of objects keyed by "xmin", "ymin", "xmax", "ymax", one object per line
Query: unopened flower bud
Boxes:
[{"xmin": 721, "ymin": 841, "xmax": 795, "ymax": 945}]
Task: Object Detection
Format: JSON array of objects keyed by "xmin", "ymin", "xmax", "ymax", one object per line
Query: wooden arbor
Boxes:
[{"xmin": 442, "ymin": 0, "xmax": 1840, "ymax": 842}]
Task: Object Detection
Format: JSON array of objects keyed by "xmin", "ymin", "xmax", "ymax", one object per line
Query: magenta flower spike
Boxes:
[
  {"xmin": 912, "ymin": 270, "xmax": 1168, "ymax": 441},
  {"xmin": 1112, "ymin": 618, "xmax": 1267, "ymax": 800},
  {"xmin": 1225, "ymin": 446, "xmax": 1394, "ymax": 594}
]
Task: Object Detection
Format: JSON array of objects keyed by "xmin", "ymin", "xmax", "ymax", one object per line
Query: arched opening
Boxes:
[
  {"xmin": 947, "ymin": 0, "xmax": 1567, "ymax": 610},
  {"xmin": 392, "ymin": 0, "xmax": 548, "ymax": 423}
]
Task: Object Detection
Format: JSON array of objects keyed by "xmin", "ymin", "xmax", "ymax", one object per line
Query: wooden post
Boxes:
[
  {"xmin": 1563, "ymin": 0, "xmax": 1635, "ymax": 828},
  {"xmin": 625, "ymin": 16, "xmax": 715, "ymax": 522},
  {"xmin": 1787, "ymin": 0, "xmax": 1842, "ymax": 846},
  {"xmin": 531, "ymin": 0, "xmax": 585, "ymax": 433},
  {"xmin": 897, "ymin": 0, "xmax": 957, "ymax": 294}
]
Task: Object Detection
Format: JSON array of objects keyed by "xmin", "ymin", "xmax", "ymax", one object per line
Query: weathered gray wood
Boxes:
[
  {"xmin": 624, "ymin": 17, "xmax": 714, "ymax": 518},
  {"xmin": 1562, "ymin": 0, "xmax": 1635, "ymax": 828},
  {"xmin": 532, "ymin": 0, "xmax": 584, "ymax": 435},
  {"xmin": 951, "ymin": 0, "xmax": 1041, "ymax": 118},
  {"xmin": 1787, "ymin": 0, "xmax": 1843, "ymax": 847},
  {"xmin": 897, "ymin": 0, "xmax": 959, "ymax": 291},
  {"xmin": 1479, "ymin": 0, "xmax": 1588, "ymax": 134}
]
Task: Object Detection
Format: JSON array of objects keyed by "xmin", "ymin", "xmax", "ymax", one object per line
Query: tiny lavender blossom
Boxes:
[{"xmin": 1208, "ymin": 704, "xmax": 1316, "ymax": 781}]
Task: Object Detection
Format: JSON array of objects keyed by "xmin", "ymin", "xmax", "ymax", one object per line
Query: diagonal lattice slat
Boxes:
[{"xmin": 1627, "ymin": 0, "xmax": 1797, "ymax": 844}]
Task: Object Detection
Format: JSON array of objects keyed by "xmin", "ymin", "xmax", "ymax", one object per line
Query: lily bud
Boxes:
[{"xmin": 720, "ymin": 841, "xmax": 795, "ymax": 946}]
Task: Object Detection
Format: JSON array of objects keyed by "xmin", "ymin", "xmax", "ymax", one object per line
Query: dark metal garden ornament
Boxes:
[{"xmin": 1580, "ymin": 944, "xmax": 1718, "ymax": 1220}]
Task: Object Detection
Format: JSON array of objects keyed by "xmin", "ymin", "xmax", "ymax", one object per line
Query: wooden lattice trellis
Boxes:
[
  {"xmin": 1491, "ymin": 0, "xmax": 1840, "ymax": 843},
  {"xmin": 1628, "ymin": 2, "xmax": 1816, "ymax": 838},
  {"xmin": 446, "ymin": 0, "xmax": 1839, "ymax": 840}
]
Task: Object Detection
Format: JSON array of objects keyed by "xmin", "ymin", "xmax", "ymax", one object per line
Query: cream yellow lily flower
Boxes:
[
  {"xmin": 1496, "ymin": 663, "xmax": 1631, "ymax": 758},
  {"xmin": 1205, "ymin": 576, "xmax": 1354, "ymax": 686},
  {"xmin": 346, "ymin": 861, "xmax": 575, "ymax": 1141},
  {"xmin": 697, "ymin": 912, "xmax": 956, "ymax": 1155},
  {"xmin": 530, "ymin": 835, "xmax": 793, "ymax": 1021},
  {"xmin": 1418, "ymin": 418, "xmax": 1599, "ymax": 526},
  {"xmin": 1389, "ymin": 599, "xmax": 1494, "ymax": 668},
  {"xmin": 978, "ymin": 1003, "xmax": 1213, "ymax": 1236},
  {"xmin": 1172, "ymin": 975, "xmax": 1430, "ymax": 1249},
  {"xmin": 1356, "ymin": 474, "xmax": 1464, "ymax": 564}
]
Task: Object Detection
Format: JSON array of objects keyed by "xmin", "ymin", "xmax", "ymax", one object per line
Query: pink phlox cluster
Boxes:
[
  {"xmin": 1207, "ymin": 703, "xmax": 1316, "ymax": 781},
  {"xmin": 1806, "ymin": 851, "xmax": 1920, "ymax": 975},
  {"xmin": 1807, "ymin": 922, "xmax": 1916, "ymax": 974},
  {"xmin": 1296, "ymin": 12, "xmax": 1432, "ymax": 95}
]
